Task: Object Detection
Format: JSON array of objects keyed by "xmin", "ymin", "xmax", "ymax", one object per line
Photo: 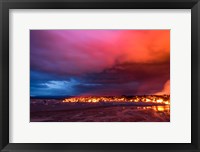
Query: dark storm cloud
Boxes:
[
  {"xmin": 72, "ymin": 62, "xmax": 169, "ymax": 96},
  {"xmin": 82, "ymin": 62, "xmax": 169, "ymax": 84}
]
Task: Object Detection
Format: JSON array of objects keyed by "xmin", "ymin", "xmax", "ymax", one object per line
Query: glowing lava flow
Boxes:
[{"xmin": 62, "ymin": 95, "xmax": 170, "ymax": 105}]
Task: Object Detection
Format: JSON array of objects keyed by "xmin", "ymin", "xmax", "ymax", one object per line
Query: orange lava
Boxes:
[{"xmin": 62, "ymin": 95, "xmax": 170, "ymax": 105}]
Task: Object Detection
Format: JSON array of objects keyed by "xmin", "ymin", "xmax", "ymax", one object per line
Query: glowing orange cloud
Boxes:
[
  {"xmin": 156, "ymin": 80, "xmax": 170, "ymax": 95},
  {"xmin": 117, "ymin": 30, "xmax": 170, "ymax": 64}
]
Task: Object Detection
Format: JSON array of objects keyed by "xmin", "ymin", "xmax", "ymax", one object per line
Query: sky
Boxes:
[{"xmin": 30, "ymin": 30, "xmax": 170, "ymax": 97}]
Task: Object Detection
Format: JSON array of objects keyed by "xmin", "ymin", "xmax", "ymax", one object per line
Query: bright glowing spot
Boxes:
[{"xmin": 156, "ymin": 99, "xmax": 163, "ymax": 103}]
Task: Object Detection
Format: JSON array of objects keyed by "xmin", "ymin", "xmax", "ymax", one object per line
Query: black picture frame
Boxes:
[{"xmin": 0, "ymin": 0, "xmax": 200, "ymax": 151}]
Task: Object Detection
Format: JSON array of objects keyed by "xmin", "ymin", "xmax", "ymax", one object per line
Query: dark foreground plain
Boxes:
[{"xmin": 30, "ymin": 99, "xmax": 170, "ymax": 122}]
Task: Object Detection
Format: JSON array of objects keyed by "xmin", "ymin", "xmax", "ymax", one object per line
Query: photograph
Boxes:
[
  {"xmin": 1, "ymin": 0, "xmax": 199, "ymax": 151},
  {"xmin": 30, "ymin": 30, "xmax": 170, "ymax": 122}
]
